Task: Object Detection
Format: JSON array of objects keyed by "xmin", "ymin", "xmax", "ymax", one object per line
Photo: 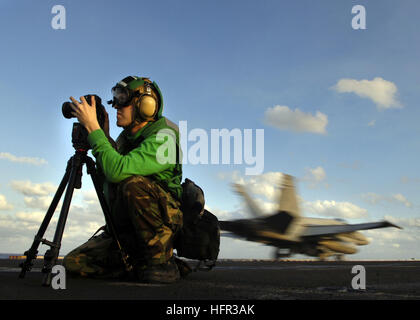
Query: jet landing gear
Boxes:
[
  {"xmin": 335, "ymin": 254, "xmax": 345, "ymax": 261},
  {"xmin": 317, "ymin": 253, "xmax": 345, "ymax": 261},
  {"xmin": 273, "ymin": 248, "xmax": 291, "ymax": 260}
]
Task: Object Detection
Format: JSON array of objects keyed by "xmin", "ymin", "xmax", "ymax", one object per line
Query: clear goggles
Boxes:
[{"xmin": 108, "ymin": 86, "xmax": 135, "ymax": 108}]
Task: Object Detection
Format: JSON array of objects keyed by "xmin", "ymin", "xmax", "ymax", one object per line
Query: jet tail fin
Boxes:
[
  {"xmin": 233, "ymin": 183, "xmax": 265, "ymax": 217},
  {"xmin": 233, "ymin": 174, "xmax": 304, "ymax": 241},
  {"xmin": 278, "ymin": 174, "xmax": 300, "ymax": 218},
  {"xmin": 274, "ymin": 174, "xmax": 303, "ymax": 240}
]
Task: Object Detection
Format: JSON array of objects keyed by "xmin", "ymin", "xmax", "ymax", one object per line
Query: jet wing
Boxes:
[{"xmin": 301, "ymin": 220, "xmax": 401, "ymax": 238}]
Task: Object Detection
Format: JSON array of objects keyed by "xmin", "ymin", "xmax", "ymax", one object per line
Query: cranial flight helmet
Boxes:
[{"xmin": 108, "ymin": 76, "xmax": 163, "ymax": 122}]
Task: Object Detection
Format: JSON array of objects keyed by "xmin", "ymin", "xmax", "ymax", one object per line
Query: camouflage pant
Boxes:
[{"xmin": 63, "ymin": 175, "xmax": 183, "ymax": 278}]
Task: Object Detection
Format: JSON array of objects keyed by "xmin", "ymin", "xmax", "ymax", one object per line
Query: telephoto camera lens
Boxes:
[{"xmin": 62, "ymin": 102, "xmax": 74, "ymax": 119}]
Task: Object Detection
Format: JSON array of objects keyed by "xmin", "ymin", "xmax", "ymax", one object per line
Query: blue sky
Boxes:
[{"xmin": 0, "ymin": 0, "xmax": 419, "ymax": 259}]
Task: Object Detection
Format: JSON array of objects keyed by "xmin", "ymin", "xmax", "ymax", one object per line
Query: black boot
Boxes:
[{"xmin": 141, "ymin": 257, "xmax": 181, "ymax": 284}]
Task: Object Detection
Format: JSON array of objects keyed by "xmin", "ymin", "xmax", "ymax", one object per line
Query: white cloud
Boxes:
[
  {"xmin": 0, "ymin": 152, "xmax": 47, "ymax": 166},
  {"xmin": 357, "ymin": 215, "xmax": 420, "ymax": 259},
  {"xmin": 392, "ymin": 194, "xmax": 412, "ymax": 208},
  {"xmin": 10, "ymin": 180, "xmax": 57, "ymax": 196},
  {"xmin": 303, "ymin": 166, "xmax": 327, "ymax": 188},
  {"xmin": 264, "ymin": 105, "xmax": 328, "ymax": 134},
  {"xmin": 365, "ymin": 227, "xmax": 416, "ymax": 244},
  {"xmin": 307, "ymin": 167, "xmax": 326, "ymax": 182},
  {"xmin": 240, "ymin": 172, "xmax": 284, "ymax": 202},
  {"xmin": 384, "ymin": 215, "xmax": 420, "ymax": 228},
  {"xmin": 368, "ymin": 120, "xmax": 376, "ymax": 127},
  {"xmin": 304, "ymin": 200, "xmax": 368, "ymax": 219},
  {"xmin": 217, "ymin": 171, "xmax": 287, "ymax": 217},
  {"xmin": 82, "ymin": 189, "xmax": 100, "ymax": 204},
  {"xmin": 15, "ymin": 211, "xmax": 49, "ymax": 224},
  {"xmin": 23, "ymin": 196, "xmax": 57, "ymax": 210},
  {"xmin": 0, "ymin": 195, "xmax": 105, "ymax": 255},
  {"xmin": 0, "ymin": 194, "xmax": 13, "ymax": 210},
  {"xmin": 219, "ymin": 170, "xmax": 284, "ymax": 203},
  {"xmin": 362, "ymin": 192, "xmax": 412, "ymax": 208},
  {"xmin": 0, "ymin": 183, "xmax": 108, "ymax": 254},
  {"xmin": 332, "ymin": 77, "xmax": 402, "ymax": 110}
]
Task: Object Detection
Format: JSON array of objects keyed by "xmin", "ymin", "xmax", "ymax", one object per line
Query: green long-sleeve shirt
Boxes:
[{"xmin": 87, "ymin": 122, "xmax": 182, "ymax": 200}]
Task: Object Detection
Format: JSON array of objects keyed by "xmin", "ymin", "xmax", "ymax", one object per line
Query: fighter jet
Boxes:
[{"xmin": 219, "ymin": 174, "xmax": 401, "ymax": 260}]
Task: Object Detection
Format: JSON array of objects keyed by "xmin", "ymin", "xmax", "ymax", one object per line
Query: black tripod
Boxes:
[{"xmin": 19, "ymin": 123, "xmax": 132, "ymax": 286}]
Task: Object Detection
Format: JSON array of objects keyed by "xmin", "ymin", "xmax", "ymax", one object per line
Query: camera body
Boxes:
[{"xmin": 62, "ymin": 94, "xmax": 106, "ymax": 150}]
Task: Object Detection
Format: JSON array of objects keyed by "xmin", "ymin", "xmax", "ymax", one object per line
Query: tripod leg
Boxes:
[
  {"xmin": 42, "ymin": 154, "xmax": 83, "ymax": 286},
  {"xmin": 85, "ymin": 157, "xmax": 113, "ymax": 230},
  {"xmin": 19, "ymin": 160, "xmax": 72, "ymax": 279}
]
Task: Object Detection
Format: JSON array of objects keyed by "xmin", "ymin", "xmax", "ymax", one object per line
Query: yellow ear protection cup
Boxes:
[{"xmin": 134, "ymin": 80, "xmax": 158, "ymax": 121}]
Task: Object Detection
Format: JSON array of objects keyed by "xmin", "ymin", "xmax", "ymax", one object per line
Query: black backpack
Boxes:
[{"xmin": 174, "ymin": 179, "xmax": 220, "ymax": 270}]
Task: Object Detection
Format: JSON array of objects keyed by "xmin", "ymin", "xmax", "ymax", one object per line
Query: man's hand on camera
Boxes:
[{"xmin": 70, "ymin": 96, "xmax": 101, "ymax": 134}]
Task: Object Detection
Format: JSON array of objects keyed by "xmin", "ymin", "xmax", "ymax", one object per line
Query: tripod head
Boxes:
[{"xmin": 72, "ymin": 123, "xmax": 90, "ymax": 151}]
